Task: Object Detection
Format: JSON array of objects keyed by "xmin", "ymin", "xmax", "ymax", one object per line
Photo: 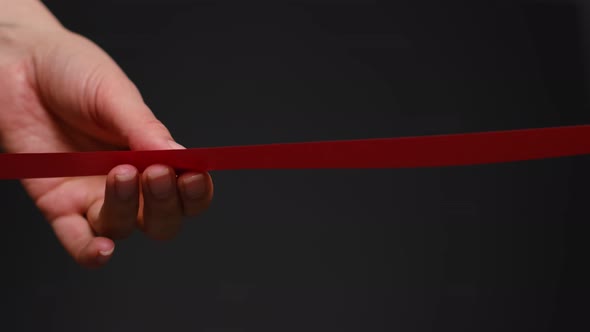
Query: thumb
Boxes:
[
  {"xmin": 92, "ymin": 68, "xmax": 183, "ymax": 151},
  {"xmin": 94, "ymin": 73, "xmax": 180, "ymax": 151},
  {"xmin": 35, "ymin": 32, "xmax": 183, "ymax": 151}
]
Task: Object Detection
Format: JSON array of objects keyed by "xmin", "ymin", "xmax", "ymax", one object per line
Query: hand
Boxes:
[{"xmin": 0, "ymin": 3, "xmax": 213, "ymax": 268}]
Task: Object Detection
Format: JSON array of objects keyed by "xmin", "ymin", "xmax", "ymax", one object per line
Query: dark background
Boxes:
[{"xmin": 1, "ymin": 0, "xmax": 589, "ymax": 331}]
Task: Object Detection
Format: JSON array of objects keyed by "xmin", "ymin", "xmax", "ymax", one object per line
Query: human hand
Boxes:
[{"xmin": 0, "ymin": 1, "xmax": 213, "ymax": 268}]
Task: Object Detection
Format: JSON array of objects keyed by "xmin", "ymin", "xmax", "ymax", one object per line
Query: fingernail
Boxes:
[
  {"xmin": 183, "ymin": 174, "xmax": 207, "ymax": 199},
  {"xmin": 168, "ymin": 140, "xmax": 186, "ymax": 149},
  {"xmin": 115, "ymin": 168, "xmax": 136, "ymax": 200},
  {"xmin": 99, "ymin": 247, "xmax": 114, "ymax": 256},
  {"xmin": 148, "ymin": 166, "xmax": 173, "ymax": 199},
  {"xmin": 97, "ymin": 246, "xmax": 114, "ymax": 265}
]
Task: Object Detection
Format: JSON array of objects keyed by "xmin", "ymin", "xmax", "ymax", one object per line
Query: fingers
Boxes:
[
  {"xmin": 51, "ymin": 166, "xmax": 212, "ymax": 269},
  {"xmin": 86, "ymin": 164, "xmax": 213, "ymax": 243},
  {"xmin": 178, "ymin": 172, "xmax": 214, "ymax": 216},
  {"xmin": 51, "ymin": 214, "xmax": 114, "ymax": 269},
  {"xmin": 140, "ymin": 165, "xmax": 184, "ymax": 240},
  {"xmin": 87, "ymin": 164, "xmax": 139, "ymax": 239}
]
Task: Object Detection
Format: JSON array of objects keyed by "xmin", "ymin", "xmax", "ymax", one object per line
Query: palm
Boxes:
[
  {"xmin": 3, "ymin": 92, "xmax": 114, "ymax": 227},
  {"xmin": 0, "ymin": 35, "xmax": 124, "ymax": 225}
]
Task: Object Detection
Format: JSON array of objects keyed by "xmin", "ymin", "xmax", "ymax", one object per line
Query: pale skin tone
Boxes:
[{"xmin": 0, "ymin": 0, "xmax": 214, "ymax": 268}]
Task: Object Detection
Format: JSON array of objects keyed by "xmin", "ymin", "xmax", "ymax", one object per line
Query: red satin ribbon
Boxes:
[{"xmin": 0, "ymin": 124, "xmax": 589, "ymax": 179}]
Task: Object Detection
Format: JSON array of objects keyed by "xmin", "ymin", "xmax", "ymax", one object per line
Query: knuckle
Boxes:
[
  {"xmin": 141, "ymin": 214, "xmax": 182, "ymax": 241},
  {"xmin": 92, "ymin": 215, "xmax": 135, "ymax": 239},
  {"xmin": 184, "ymin": 201, "xmax": 210, "ymax": 217},
  {"xmin": 101, "ymin": 225, "xmax": 135, "ymax": 240}
]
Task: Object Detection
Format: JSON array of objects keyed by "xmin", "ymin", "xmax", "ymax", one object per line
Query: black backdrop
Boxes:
[{"xmin": 1, "ymin": 0, "xmax": 590, "ymax": 331}]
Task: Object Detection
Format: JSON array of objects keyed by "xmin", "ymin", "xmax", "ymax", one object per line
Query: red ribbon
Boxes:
[{"xmin": 0, "ymin": 124, "xmax": 588, "ymax": 179}]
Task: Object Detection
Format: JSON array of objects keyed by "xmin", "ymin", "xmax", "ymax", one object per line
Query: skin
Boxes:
[{"xmin": 0, "ymin": 0, "xmax": 213, "ymax": 268}]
